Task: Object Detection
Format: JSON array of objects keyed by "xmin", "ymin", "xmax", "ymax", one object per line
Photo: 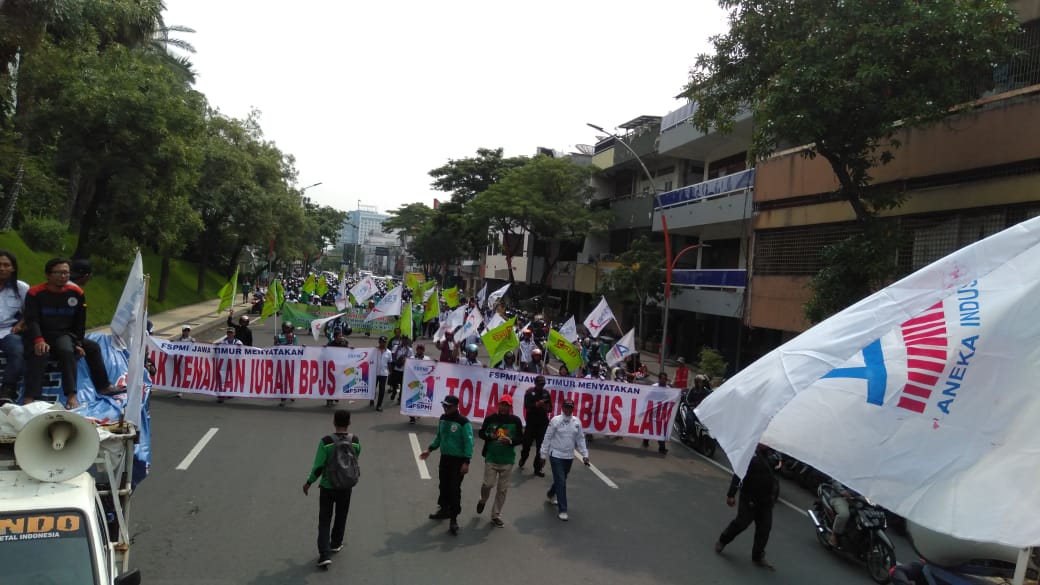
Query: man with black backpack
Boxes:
[{"xmin": 303, "ymin": 409, "xmax": 361, "ymax": 569}]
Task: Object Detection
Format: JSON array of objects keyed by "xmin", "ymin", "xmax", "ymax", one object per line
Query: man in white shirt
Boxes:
[
  {"xmin": 642, "ymin": 372, "xmax": 672, "ymax": 454},
  {"xmin": 540, "ymin": 399, "xmax": 590, "ymax": 521},
  {"xmin": 518, "ymin": 329, "xmax": 535, "ymax": 369},
  {"xmin": 371, "ymin": 336, "xmax": 393, "ymax": 411},
  {"xmin": 215, "ymin": 327, "xmax": 243, "ymax": 404}
]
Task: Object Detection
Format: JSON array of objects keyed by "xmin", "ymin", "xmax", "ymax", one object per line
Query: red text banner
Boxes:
[
  {"xmin": 146, "ymin": 338, "xmax": 376, "ymax": 400},
  {"xmin": 400, "ymin": 360, "xmax": 681, "ymax": 441}
]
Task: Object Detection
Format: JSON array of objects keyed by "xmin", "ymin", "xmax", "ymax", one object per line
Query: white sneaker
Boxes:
[
  {"xmin": 317, "ymin": 558, "xmax": 332, "ymax": 567},
  {"xmin": 547, "ymin": 495, "xmax": 558, "ymax": 505},
  {"xmin": 331, "ymin": 545, "xmax": 344, "ymax": 553},
  {"xmin": 558, "ymin": 512, "xmax": 569, "ymax": 521}
]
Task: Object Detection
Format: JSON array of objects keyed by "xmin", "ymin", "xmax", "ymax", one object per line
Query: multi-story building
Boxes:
[
  {"xmin": 746, "ymin": 0, "xmax": 1040, "ymax": 359},
  {"xmin": 340, "ymin": 205, "xmax": 388, "ymax": 247}
]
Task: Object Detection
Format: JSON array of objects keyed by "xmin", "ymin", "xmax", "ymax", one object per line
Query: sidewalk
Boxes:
[{"xmin": 89, "ymin": 298, "xmax": 252, "ymax": 340}]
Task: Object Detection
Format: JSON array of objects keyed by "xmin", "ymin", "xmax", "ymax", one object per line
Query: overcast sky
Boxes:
[{"xmin": 163, "ymin": 1, "xmax": 729, "ymax": 215}]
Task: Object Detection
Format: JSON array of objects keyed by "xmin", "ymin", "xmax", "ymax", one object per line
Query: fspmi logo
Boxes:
[{"xmin": 823, "ymin": 282, "xmax": 982, "ymax": 418}]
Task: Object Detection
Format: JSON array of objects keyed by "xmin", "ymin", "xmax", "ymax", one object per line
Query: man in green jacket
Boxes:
[
  {"xmin": 420, "ymin": 394, "xmax": 474, "ymax": 535},
  {"xmin": 303, "ymin": 410, "xmax": 361, "ymax": 568},
  {"xmin": 476, "ymin": 394, "xmax": 524, "ymax": 528}
]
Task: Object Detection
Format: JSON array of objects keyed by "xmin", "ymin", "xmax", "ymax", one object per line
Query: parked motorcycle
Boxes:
[
  {"xmin": 249, "ymin": 292, "xmax": 265, "ymax": 315},
  {"xmin": 674, "ymin": 390, "xmax": 717, "ymax": 457},
  {"xmin": 809, "ymin": 483, "xmax": 897, "ymax": 583}
]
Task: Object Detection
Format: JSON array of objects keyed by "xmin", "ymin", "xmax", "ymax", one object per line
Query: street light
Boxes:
[
  {"xmin": 300, "ymin": 181, "xmax": 323, "ymax": 193},
  {"xmin": 588, "ymin": 122, "xmax": 677, "ymax": 368},
  {"xmin": 353, "ymin": 199, "xmax": 361, "ymax": 273}
]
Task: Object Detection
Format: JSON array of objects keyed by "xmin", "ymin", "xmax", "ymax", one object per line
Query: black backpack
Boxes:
[{"xmin": 324, "ymin": 433, "xmax": 360, "ymax": 489}]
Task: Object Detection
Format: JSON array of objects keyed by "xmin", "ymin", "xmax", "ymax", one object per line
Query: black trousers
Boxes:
[
  {"xmin": 80, "ymin": 337, "xmax": 113, "ymax": 391},
  {"xmin": 25, "ymin": 333, "xmax": 77, "ymax": 398},
  {"xmin": 719, "ymin": 496, "xmax": 774, "ymax": 561},
  {"xmin": 520, "ymin": 422, "xmax": 547, "ymax": 471},
  {"xmin": 437, "ymin": 455, "xmax": 467, "ymax": 518},
  {"xmin": 375, "ymin": 375, "xmax": 387, "ymax": 407},
  {"xmin": 317, "ymin": 486, "xmax": 352, "ymax": 558}
]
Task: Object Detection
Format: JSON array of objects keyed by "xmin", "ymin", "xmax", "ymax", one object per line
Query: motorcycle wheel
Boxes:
[{"xmin": 866, "ymin": 540, "xmax": 896, "ymax": 584}]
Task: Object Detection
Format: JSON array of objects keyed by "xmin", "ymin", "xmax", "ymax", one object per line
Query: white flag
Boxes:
[
  {"xmin": 350, "ymin": 276, "xmax": 378, "ymax": 305},
  {"xmin": 605, "ymin": 328, "xmax": 636, "ymax": 367},
  {"xmin": 455, "ymin": 308, "xmax": 484, "ymax": 343},
  {"xmin": 365, "ymin": 285, "xmax": 403, "ymax": 321},
  {"xmin": 123, "ymin": 302, "xmax": 148, "ymax": 428},
  {"xmin": 696, "ymin": 215, "xmax": 1040, "ymax": 547},
  {"xmin": 310, "ymin": 312, "xmax": 347, "ymax": 341},
  {"xmin": 110, "ymin": 251, "xmax": 145, "ymax": 350},
  {"xmin": 583, "ymin": 296, "xmax": 615, "ymax": 338},
  {"xmin": 334, "ymin": 274, "xmax": 350, "ymax": 310},
  {"xmin": 476, "ymin": 283, "xmax": 488, "ymax": 309},
  {"xmin": 559, "ymin": 316, "xmax": 578, "ymax": 343},
  {"xmin": 486, "ymin": 283, "xmax": 510, "ymax": 309},
  {"xmin": 423, "ymin": 286, "xmax": 437, "ymax": 302},
  {"xmin": 486, "ymin": 313, "xmax": 505, "ymax": 331},
  {"xmin": 433, "ymin": 306, "xmax": 466, "ymax": 343}
]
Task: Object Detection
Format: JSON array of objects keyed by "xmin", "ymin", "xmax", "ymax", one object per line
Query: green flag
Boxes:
[
  {"xmin": 481, "ymin": 317, "xmax": 518, "ymax": 367},
  {"xmin": 404, "ymin": 272, "xmax": 420, "ymax": 292},
  {"xmin": 316, "ymin": 275, "xmax": 328, "ymax": 297},
  {"xmin": 423, "ymin": 290, "xmax": 439, "ymax": 323},
  {"xmin": 216, "ymin": 266, "xmax": 240, "ymax": 314},
  {"xmin": 400, "ymin": 301, "xmax": 413, "ymax": 338},
  {"xmin": 301, "ymin": 273, "xmax": 316, "ymax": 295},
  {"xmin": 442, "ymin": 286, "xmax": 460, "ymax": 308},
  {"xmin": 259, "ymin": 279, "xmax": 284, "ymax": 322},
  {"xmin": 547, "ymin": 329, "xmax": 583, "ymax": 373},
  {"xmin": 280, "ymin": 301, "xmax": 313, "ymax": 327}
]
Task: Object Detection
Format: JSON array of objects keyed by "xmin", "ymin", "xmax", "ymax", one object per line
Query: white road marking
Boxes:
[
  {"xmin": 176, "ymin": 428, "xmax": 219, "ymax": 470},
  {"xmin": 577, "ymin": 449, "xmax": 619, "ymax": 489},
  {"xmin": 670, "ymin": 436, "xmax": 807, "ymax": 517},
  {"xmin": 409, "ymin": 433, "xmax": 431, "ymax": 480}
]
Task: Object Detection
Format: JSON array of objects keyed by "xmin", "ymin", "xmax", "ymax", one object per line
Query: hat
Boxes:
[
  {"xmin": 181, "ymin": 325, "xmax": 192, "ymax": 331},
  {"xmin": 498, "ymin": 394, "xmax": 513, "ymax": 405},
  {"xmin": 441, "ymin": 395, "xmax": 460, "ymax": 407},
  {"xmin": 226, "ymin": 326, "xmax": 235, "ymax": 332},
  {"xmin": 378, "ymin": 335, "xmax": 388, "ymax": 343},
  {"xmin": 562, "ymin": 399, "xmax": 575, "ymax": 407}
]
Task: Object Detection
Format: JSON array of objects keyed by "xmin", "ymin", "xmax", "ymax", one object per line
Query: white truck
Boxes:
[{"xmin": 0, "ymin": 409, "xmax": 141, "ymax": 585}]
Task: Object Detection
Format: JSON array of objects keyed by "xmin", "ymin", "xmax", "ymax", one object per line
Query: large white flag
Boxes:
[
  {"xmin": 335, "ymin": 272, "xmax": 350, "ymax": 310},
  {"xmin": 605, "ymin": 328, "xmax": 636, "ymax": 367},
  {"xmin": 350, "ymin": 276, "xmax": 378, "ymax": 305},
  {"xmin": 696, "ymin": 215, "xmax": 1040, "ymax": 547},
  {"xmin": 486, "ymin": 312, "xmax": 505, "ymax": 331},
  {"xmin": 455, "ymin": 308, "xmax": 484, "ymax": 342},
  {"xmin": 110, "ymin": 251, "xmax": 145, "ymax": 350},
  {"xmin": 558, "ymin": 316, "xmax": 578, "ymax": 343},
  {"xmin": 486, "ymin": 283, "xmax": 510, "ymax": 309},
  {"xmin": 434, "ymin": 306, "xmax": 467, "ymax": 342},
  {"xmin": 365, "ymin": 285, "xmax": 402, "ymax": 321},
  {"xmin": 475, "ymin": 283, "xmax": 488, "ymax": 309},
  {"xmin": 583, "ymin": 296, "xmax": 615, "ymax": 338}
]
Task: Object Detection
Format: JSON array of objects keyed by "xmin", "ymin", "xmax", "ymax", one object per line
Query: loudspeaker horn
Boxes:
[{"xmin": 14, "ymin": 411, "xmax": 100, "ymax": 483}]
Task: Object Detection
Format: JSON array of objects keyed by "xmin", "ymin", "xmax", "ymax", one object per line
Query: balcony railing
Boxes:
[
  {"xmin": 670, "ymin": 269, "xmax": 747, "ymax": 289},
  {"xmin": 654, "ymin": 168, "xmax": 755, "ymax": 209}
]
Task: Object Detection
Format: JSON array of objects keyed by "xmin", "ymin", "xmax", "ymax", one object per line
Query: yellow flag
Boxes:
[
  {"xmin": 481, "ymin": 317, "xmax": 518, "ymax": 367},
  {"xmin": 547, "ymin": 329, "xmax": 583, "ymax": 372},
  {"xmin": 442, "ymin": 286, "xmax": 460, "ymax": 308},
  {"xmin": 216, "ymin": 266, "xmax": 239, "ymax": 313},
  {"xmin": 423, "ymin": 290, "xmax": 439, "ymax": 323}
]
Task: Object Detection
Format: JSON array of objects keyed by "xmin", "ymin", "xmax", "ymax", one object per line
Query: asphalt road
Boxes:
[{"xmin": 130, "ymin": 318, "xmax": 913, "ymax": 584}]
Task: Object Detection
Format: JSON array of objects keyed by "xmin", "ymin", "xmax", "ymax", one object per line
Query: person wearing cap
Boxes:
[
  {"xmin": 476, "ymin": 393, "xmax": 523, "ymax": 527},
  {"xmin": 540, "ymin": 398, "xmax": 590, "ymax": 521},
  {"xmin": 214, "ymin": 327, "xmax": 242, "ymax": 403},
  {"xmin": 518, "ymin": 375, "xmax": 552, "ymax": 475},
  {"xmin": 371, "ymin": 335, "xmax": 392, "ymax": 411},
  {"xmin": 227, "ymin": 310, "xmax": 253, "ymax": 346},
  {"xmin": 674, "ymin": 356, "xmax": 690, "ymax": 390},
  {"xmin": 419, "ymin": 394, "xmax": 474, "ymax": 535},
  {"xmin": 171, "ymin": 325, "xmax": 195, "ymax": 343}
]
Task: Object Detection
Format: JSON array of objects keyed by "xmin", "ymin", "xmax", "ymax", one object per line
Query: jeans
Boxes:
[
  {"xmin": 25, "ymin": 333, "xmax": 77, "ymax": 398},
  {"xmin": 0, "ymin": 333, "xmax": 25, "ymax": 389},
  {"xmin": 437, "ymin": 455, "xmax": 467, "ymax": 518},
  {"xmin": 547, "ymin": 456, "xmax": 574, "ymax": 513},
  {"xmin": 317, "ymin": 487, "xmax": 352, "ymax": 558},
  {"xmin": 480, "ymin": 462, "xmax": 514, "ymax": 518},
  {"xmin": 719, "ymin": 495, "xmax": 774, "ymax": 561}
]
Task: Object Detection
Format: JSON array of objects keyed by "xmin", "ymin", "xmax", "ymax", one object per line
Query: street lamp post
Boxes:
[
  {"xmin": 587, "ymin": 123, "xmax": 675, "ymax": 368},
  {"xmin": 352, "ymin": 199, "xmax": 361, "ymax": 273}
]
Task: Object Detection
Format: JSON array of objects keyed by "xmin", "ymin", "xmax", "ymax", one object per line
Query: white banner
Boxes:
[
  {"xmin": 606, "ymin": 328, "xmax": 636, "ymax": 367},
  {"xmin": 476, "ymin": 282, "xmax": 488, "ymax": 308},
  {"xmin": 486, "ymin": 283, "xmax": 510, "ymax": 309},
  {"xmin": 401, "ymin": 360, "xmax": 680, "ymax": 440},
  {"xmin": 366, "ymin": 284, "xmax": 402, "ymax": 321},
  {"xmin": 455, "ymin": 307, "xmax": 483, "ymax": 341},
  {"xmin": 310, "ymin": 312, "xmax": 347, "ymax": 341},
  {"xmin": 583, "ymin": 296, "xmax": 615, "ymax": 338},
  {"xmin": 110, "ymin": 251, "xmax": 145, "ymax": 351},
  {"xmin": 696, "ymin": 215, "xmax": 1040, "ymax": 547},
  {"xmin": 146, "ymin": 338, "xmax": 377, "ymax": 400},
  {"xmin": 558, "ymin": 316, "xmax": 578, "ymax": 343}
]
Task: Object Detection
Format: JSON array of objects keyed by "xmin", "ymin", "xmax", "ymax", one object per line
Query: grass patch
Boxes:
[{"xmin": 0, "ymin": 232, "xmax": 227, "ymax": 329}]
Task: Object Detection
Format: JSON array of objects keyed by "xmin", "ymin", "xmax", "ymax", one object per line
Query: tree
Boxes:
[
  {"xmin": 685, "ymin": 0, "xmax": 1020, "ymax": 320},
  {"xmin": 470, "ymin": 155, "xmax": 610, "ymax": 289},
  {"xmin": 599, "ymin": 236, "xmax": 666, "ymax": 345},
  {"xmin": 383, "ymin": 202, "xmax": 434, "ymax": 237}
]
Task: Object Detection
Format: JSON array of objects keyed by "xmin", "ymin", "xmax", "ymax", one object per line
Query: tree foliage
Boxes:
[
  {"xmin": 685, "ymin": 0, "xmax": 1020, "ymax": 320},
  {"xmin": 599, "ymin": 235, "xmax": 666, "ymax": 342}
]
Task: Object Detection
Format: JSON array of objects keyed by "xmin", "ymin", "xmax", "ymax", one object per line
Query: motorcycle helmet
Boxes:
[
  {"xmin": 465, "ymin": 343, "xmax": 479, "ymax": 357},
  {"xmin": 503, "ymin": 351, "xmax": 515, "ymax": 364},
  {"xmin": 282, "ymin": 321, "xmax": 293, "ymax": 331},
  {"xmin": 531, "ymin": 348, "xmax": 543, "ymax": 358}
]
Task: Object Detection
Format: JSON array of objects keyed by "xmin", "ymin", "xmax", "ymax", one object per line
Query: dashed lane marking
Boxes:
[
  {"xmin": 409, "ymin": 433, "xmax": 431, "ymax": 480},
  {"xmin": 176, "ymin": 428, "xmax": 219, "ymax": 470}
]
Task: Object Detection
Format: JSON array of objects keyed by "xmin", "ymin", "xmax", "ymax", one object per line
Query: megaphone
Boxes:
[{"xmin": 14, "ymin": 411, "xmax": 100, "ymax": 483}]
